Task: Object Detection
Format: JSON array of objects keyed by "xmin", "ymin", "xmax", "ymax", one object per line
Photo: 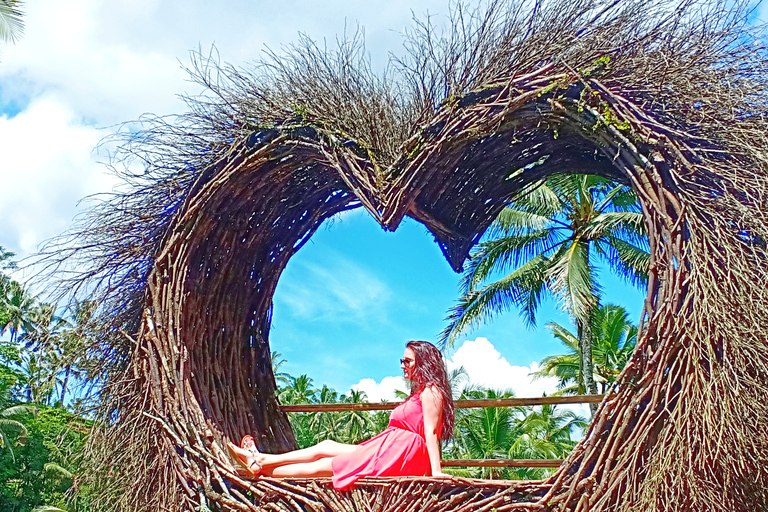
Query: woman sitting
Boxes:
[{"xmin": 228, "ymin": 340, "xmax": 455, "ymax": 489}]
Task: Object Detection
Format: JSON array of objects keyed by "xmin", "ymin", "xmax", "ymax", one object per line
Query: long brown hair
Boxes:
[{"xmin": 406, "ymin": 340, "xmax": 455, "ymax": 440}]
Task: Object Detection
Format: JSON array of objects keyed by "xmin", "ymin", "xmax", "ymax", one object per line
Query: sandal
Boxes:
[
  {"xmin": 227, "ymin": 440, "xmax": 262, "ymax": 477},
  {"xmin": 241, "ymin": 436, "xmax": 263, "ymax": 476}
]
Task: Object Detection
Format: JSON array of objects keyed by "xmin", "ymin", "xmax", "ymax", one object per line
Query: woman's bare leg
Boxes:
[
  {"xmin": 261, "ymin": 457, "xmax": 334, "ymax": 478},
  {"xmin": 228, "ymin": 439, "xmax": 357, "ymax": 471}
]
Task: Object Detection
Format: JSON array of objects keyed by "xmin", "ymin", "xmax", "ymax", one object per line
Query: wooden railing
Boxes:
[{"xmin": 281, "ymin": 394, "xmax": 604, "ymax": 469}]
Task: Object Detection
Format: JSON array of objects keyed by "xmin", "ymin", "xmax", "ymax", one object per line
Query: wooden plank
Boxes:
[
  {"xmin": 454, "ymin": 395, "xmax": 603, "ymax": 408},
  {"xmin": 280, "ymin": 394, "xmax": 604, "ymax": 413},
  {"xmin": 441, "ymin": 459, "xmax": 564, "ymax": 468}
]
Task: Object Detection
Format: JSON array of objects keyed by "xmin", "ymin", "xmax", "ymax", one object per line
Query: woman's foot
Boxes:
[
  {"xmin": 227, "ymin": 441, "xmax": 262, "ymax": 477},
  {"xmin": 240, "ymin": 435, "xmax": 263, "ymax": 475}
]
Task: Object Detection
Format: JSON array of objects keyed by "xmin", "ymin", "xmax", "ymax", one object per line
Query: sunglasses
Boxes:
[{"xmin": 400, "ymin": 358, "xmax": 415, "ymax": 365}]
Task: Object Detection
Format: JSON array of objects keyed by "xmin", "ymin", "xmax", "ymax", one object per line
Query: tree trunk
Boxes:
[
  {"xmin": 577, "ymin": 309, "xmax": 598, "ymax": 415},
  {"xmin": 59, "ymin": 366, "xmax": 70, "ymax": 407}
]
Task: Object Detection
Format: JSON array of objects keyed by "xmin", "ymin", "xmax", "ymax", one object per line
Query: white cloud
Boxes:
[
  {"xmin": 446, "ymin": 337, "xmax": 559, "ymax": 397},
  {"xmin": 447, "ymin": 337, "xmax": 591, "ymax": 424},
  {"xmin": 0, "ymin": 95, "xmax": 117, "ymax": 257},
  {"xmin": 0, "ymin": 0, "xmax": 187, "ymax": 124},
  {"xmin": 0, "ymin": 0, "xmax": 449, "ymax": 125},
  {"xmin": 351, "ymin": 376, "xmax": 407, "ymax": 403},
  {"xmin": 275, "ymin": 252, "xmax": 392, "ymax": 323}
]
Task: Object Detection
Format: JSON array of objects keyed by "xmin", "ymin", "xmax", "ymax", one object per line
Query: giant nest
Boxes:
[{"xmin": 40, "ymin": 0, "xmax": 768, "ymax": 511}]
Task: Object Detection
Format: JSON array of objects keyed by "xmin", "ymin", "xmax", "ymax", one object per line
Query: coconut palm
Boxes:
[
  {"xmin": 368, "ymin": 410, "xmax": 391, "ymax": 438},
  {"xmin": 442, "ymin": 174, "xmax": 649, "ymax": 399},
  {"xmin": 15, "ymin": 351, "xmax": 55, "ymax": 405},
  {"xmin": 0, "ymin": 401, "xmax": 35, "ymax": 463},
  {"xmin": 279, "ymin": 374, "xmax": 317, "ymax": 405},
  {"xmin": 307, "ymin": 385, "xmax": 341, "ymax": 442},
  {"xmin": 0, "ymin": 247, "xmax": 15, "ymax": 324},
  {"xmin": 1, "ymin": 280, "xmax": 38, "ymax": 343},
  {"xmin": 448, "ymin": 365, "xmax": 469, "ymax": 400},
  {"xmin": 271, "ymin": 351, "xmax": 291, "ymax": 386},
  {"xmin": 533, "ymin": 304, "xmax": 638, "ymax": 394},
  {"xmin": 447, "ymin": 388, "xmax": 526, "ymax": 479},
  {"xmin": 591, "ymin": 305, "xmax": 638, "ymax": 390},
  {"xmin": 507, "ymin": 402, "xmax": 587, "ymax": 479},
  {"xmin": 278, "ymin": 375, "xmax": 317, "ymax": 448},
  {"xmin": 56, "ymin": 300, "xmax": 98, "ymax": 407},
  {"xmin": 18, "ymin": 304, "xmax": 69, "ymax": 406},
  {"xmin": 340, "ymin": 389, "xmax": 370, "ymax": 443}
]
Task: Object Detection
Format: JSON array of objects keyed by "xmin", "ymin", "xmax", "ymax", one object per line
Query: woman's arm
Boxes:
[{"xmin": 421, "ymin": 386, "xmax": 449, "ymax": 477}]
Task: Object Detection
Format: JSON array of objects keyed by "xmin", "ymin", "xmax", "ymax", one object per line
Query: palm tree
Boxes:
[
  {"xmin": 447, "ymin": 388, "xmax": 526, "ymax": 479},
  {"xmin": 309, "ymin": 385, "xmax": 345, "ymax": 444},
  {"xmin": 368, "ymin": 410, "xmax": 391, "ymax": 438},
  {"xmin": 591, "ymin": 305, "xmax": 638, "ymax": 391},
  {"xmin": 340, "ymin": 389, "xmax": 370, "ymax": 444},
  {"xmin": 442, "ymin": 174, "xmax": 649, "ymax": 400},
  {"xmin": 1, "ymin": 280, "xmax": 38, "ymax": 343},
  {"xmin": 0, "ymin": 399, "xmax": 35, "ymax": 463},
  {"xmin": 19, "ymin": 303, "xmax": 69, "ymax": 406},
  {"xmin": 507, "ymin": 402, "xmax": 587, "ymax": 479},
  {"xmin": 56, "ymin": 300, "xmax": 98, "ymax": 407},
  {"xmin": 271, "ymin": 351, "xmax": 291, "ymax": 386},
  {"xmin": 448, "ymin": 365, "xmax": 469, "ymax": 400},
  {"xmin": 15, "ymin": 351, "xmax": 54, "ymax": 405},
  {"xmin": 533, "ymin": 304, "xmax": 638, "ymax": 394},
  {"xmin": 278, "ymin": 374, "xmax": 316, "ymax": 448},
  {"xmin": 279, "ymin": 374, "xmax": 317, "ymax": 405}
]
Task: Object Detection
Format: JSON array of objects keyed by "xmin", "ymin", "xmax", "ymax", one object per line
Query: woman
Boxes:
[{"xmin": 227, "ymin": 340, "xmax": 455, "ymax": 489}]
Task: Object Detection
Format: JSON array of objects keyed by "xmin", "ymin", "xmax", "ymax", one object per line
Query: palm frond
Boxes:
[
  {"xmin": 0, "ymin": 0, "xmax": 24, "ymax": 44},
  {"xmin": 544, "ymin": 321, "xmax": 580, "ymax": 350},
  {"xmin": 509, "ymin": 180, "xmax": 563, "ymax": 217},
  {"xmin": 532, "ymin": 354, "xmax": 579, "ymax": 384},
  {"xmin": 599, "ymin": 236, "xmax": 650, "ymax": 288},
  {"xmin": 461, "ymin": 228, "xmax": 560, "ymax": 293},
  {"xmin": 44, "ymin": 462, "xmax": 74, "ymax": 479},
  {"xmin": 487, "ymin": 207, "xmax": 552, "ymax": 237},
  {"xmin": 546, "ymin": 241, "xmax": 599, "ymax": 322},
  {"xmin": 0, "ymin": 403, "xmax": 36, "ymax": 418},
  {"xmin": 441, "ymin": 255, "xmax": 552, "ymax": 345},
  {"xmin": 593, "ymin": 183, "xmax": 635, "ymax": 214},
  {"xmin": 582, "ymin": 211, "xmax": 646, "ymax": 240}
]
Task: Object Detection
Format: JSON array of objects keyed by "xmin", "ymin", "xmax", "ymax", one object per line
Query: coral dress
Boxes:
[{"xmin": 331, "ymin": 393, "xmax": 434, "ymax": 490}]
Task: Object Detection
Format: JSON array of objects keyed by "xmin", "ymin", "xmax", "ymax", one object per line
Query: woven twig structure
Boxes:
[{"xmin": 40, "ymin": 0, "xmax": 768, "ymax": 510}]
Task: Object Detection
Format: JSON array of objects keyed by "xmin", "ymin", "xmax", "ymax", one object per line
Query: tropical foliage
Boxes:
[
  {"xmin": 444, "ymin": 388, "xmax": 587, "ymax": 480},
  {"xmin": 0, "ymin": 248, "xmax": 98, "ymax": 511},
  {"xmin": 533, "ymin": 304, "xmax": 638, "ymax": 394},
  {"xmin": 0, "ymin": 404, "xmax": 92, "ymax": 512}
]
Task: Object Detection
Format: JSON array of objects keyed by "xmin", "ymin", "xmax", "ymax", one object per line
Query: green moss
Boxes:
[
  {"xmin": 580, "ymin": 55, "xmax": 611, "ymax": 77},
  {"xmin": 290, "ymin": 103, "xmax": 308, "ymax": 118},
  {"xmin": 538, "ymin": 78, "xmax": 568, "ymax": 97}
]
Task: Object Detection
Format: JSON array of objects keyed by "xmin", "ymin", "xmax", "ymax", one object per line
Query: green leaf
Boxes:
[{"xmin": 0, "ymin": 0, "xmax": 24, "ymax": 44}]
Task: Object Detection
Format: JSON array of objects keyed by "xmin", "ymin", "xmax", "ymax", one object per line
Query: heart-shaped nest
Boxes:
[{"xmin": 38, "ymin": 0, "xmax": 768, "ymax": 511}]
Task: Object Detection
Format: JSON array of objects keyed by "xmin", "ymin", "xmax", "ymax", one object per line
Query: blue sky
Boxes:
[{"xmin": 2, "ymin": 0, "xmax": 757, "ymax": 401}]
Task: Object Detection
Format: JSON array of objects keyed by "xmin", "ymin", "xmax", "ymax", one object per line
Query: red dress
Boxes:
[{"xmin": 331, "ymin": 393, "xmax": 434, "ymax": 490}]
